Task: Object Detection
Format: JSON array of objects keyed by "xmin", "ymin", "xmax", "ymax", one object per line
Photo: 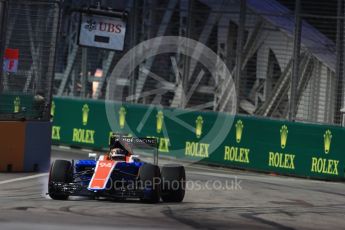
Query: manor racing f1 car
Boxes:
[{"xmin": 48, "ymin": 135, "xmax": 185, "ymax": 203}]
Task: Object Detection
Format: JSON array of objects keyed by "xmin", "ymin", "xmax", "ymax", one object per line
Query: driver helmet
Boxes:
[
  {"xmin": 109, "ymin": 140, "xmax": 127, "ymax": 160},
  {"xmin": 109, "ymin": 148, "xmax": 126, "ymax": 160}
]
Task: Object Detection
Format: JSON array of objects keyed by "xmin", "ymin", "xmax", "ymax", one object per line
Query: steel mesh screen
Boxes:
[{"xmin": 0, "ymin": 0, "xmax": 60, "ymax": 120}]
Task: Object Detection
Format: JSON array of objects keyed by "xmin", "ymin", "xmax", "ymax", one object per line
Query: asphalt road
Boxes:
[{"xmin": 0, "ymin": 147, "xmax": 345, "ymax": 230}]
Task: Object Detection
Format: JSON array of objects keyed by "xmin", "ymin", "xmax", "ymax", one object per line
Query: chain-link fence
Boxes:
[
  {"xmin": 54, "ymin": 0, "xmax": 344, "ymax": 126},
  {"xmin": 0, "ymin": 0, "xmax": 60, "ymax": 120}
]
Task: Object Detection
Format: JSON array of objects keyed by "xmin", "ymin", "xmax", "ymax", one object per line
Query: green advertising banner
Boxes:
[
  {"xmin": 51, "ymin": 97, "xmax": 345, "ymax": 180},
  {"xmin": 0, "ymin": 93, "xmax": 35, "ymax": 116}
]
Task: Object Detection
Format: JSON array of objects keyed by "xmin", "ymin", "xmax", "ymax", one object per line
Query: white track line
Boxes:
[{"xmin": 0, "ymin": 173, "xmax": 48, "ymax": 185}]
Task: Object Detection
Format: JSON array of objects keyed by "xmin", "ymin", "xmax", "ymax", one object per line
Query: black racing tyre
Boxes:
[
  {"xmin": 48, "ymin": 160, "xmax": 72, "ymax": 200},
  {"xmin": 161, "ymin": 165, "xmax": 186, "ymax": 202},
  {"xmin": 138, "ymin": 163, "xmax": 161, "ymax": 203}
]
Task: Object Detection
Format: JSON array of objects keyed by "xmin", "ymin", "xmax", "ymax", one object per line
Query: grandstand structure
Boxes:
[{"xmin": 53, "ymin": 0, "xmax": 343, "ymax": 125}]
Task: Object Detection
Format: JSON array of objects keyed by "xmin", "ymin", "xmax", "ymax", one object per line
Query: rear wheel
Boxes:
[
  {"xmin": 48, "ymin": 160, "xmax": 72, "ymax": 200},
  {"xmin": 161, "ymin": 165, "xmax": 185, "ymax": 202},
  {"xmin": 138, "ymin": 164, "xmax": 161, "ymax": 203}
]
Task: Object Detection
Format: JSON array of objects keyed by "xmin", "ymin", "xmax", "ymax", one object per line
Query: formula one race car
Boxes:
[{"xmin": 48, "ymin": 135, "xmax": 185, "ymax": 203}]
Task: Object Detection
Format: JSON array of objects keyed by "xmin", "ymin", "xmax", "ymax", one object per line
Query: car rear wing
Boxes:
[{"xmin": 110, "ymin": 133, "xmax": 159, "ymax": 165}]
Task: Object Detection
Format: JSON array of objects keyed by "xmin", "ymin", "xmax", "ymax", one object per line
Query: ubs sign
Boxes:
[{"xmin": 78, "ymin": 13, "xmax": 127, "ymax": 51}]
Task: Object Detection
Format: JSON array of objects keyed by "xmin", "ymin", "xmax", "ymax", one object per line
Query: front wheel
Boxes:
[
  {"xmin": 48, "ymin": 160, "xmax": 73, "ymax": 200},
  {"xmin": 138, "ymin": 163, "xmax": 161, "ymax": 203},
  {"xmin": 161, "ymin": 165, "xmax": 185, "ymax": 202}
]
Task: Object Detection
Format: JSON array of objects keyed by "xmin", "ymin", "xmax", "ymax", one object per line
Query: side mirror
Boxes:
[
  {"xmin": 129, "ymin": 155, "xmax": 140, "ymax": 162},
  {"xmin": 88, "ymin": 153, "xmax": 98, "ymax": 160}
]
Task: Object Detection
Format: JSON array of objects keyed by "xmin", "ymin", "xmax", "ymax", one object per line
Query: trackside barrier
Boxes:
[
  {"xmin": 0, "ymin": 93, "xmax": 52, "ymax": 172},
  {"xmin": 51, "ymin": 97, "xmax": 345, "ymax": 180},
  {"xmin": 0, "ymin": 121, "xmax": 51, "ymax": 172}
]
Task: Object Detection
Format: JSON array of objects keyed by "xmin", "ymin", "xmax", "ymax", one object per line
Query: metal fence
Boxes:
[
  {"xmin": 54, "ymin": 0, "xmax": 344, "ymax": 126},
  {"xmin": 0, "ymin": 0, "xmax": 60, "ymax": 120}
]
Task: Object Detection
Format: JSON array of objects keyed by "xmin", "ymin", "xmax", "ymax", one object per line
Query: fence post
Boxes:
[
  {"xmin": 81, "ymin": 47, "xmax": 88, "ymax": 98},
  {"xmin": 181, "ymin": 0, "xmax": 193, "ymax": 108},
  {"xmin": 335, "ymin": 0, "xmax": 344, "ymax": 124},
  {"xmin": 0, "ymin": 0, "xmax": 7, "ymax": 94},
  {"xmin": 289, "ymin": 0, "xmax": 302, "ymax": 121},
  {"xmin": 129, "ymin": 0, "xmax": 139, "ymax": 102},
  {"xmin": 342, "ymin": 0, "xmax": 345, "ymax": 126},
  {"xmin": 235, "ymin": 0, "xmax": 246, "ymax": 113},
  {"xmin": 46, "ymin": 2, "xmax": 61, "ymax": 120}
]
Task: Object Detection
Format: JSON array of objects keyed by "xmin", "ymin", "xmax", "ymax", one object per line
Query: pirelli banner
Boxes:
[{"xmin": 51, "ymin": 97, "xmax": 345, "ymax": 180}]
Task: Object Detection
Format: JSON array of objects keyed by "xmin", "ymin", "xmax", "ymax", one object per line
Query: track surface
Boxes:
[{"xmin": 0, "ymin": 147, "xmax": 345, "ymax": 230}]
